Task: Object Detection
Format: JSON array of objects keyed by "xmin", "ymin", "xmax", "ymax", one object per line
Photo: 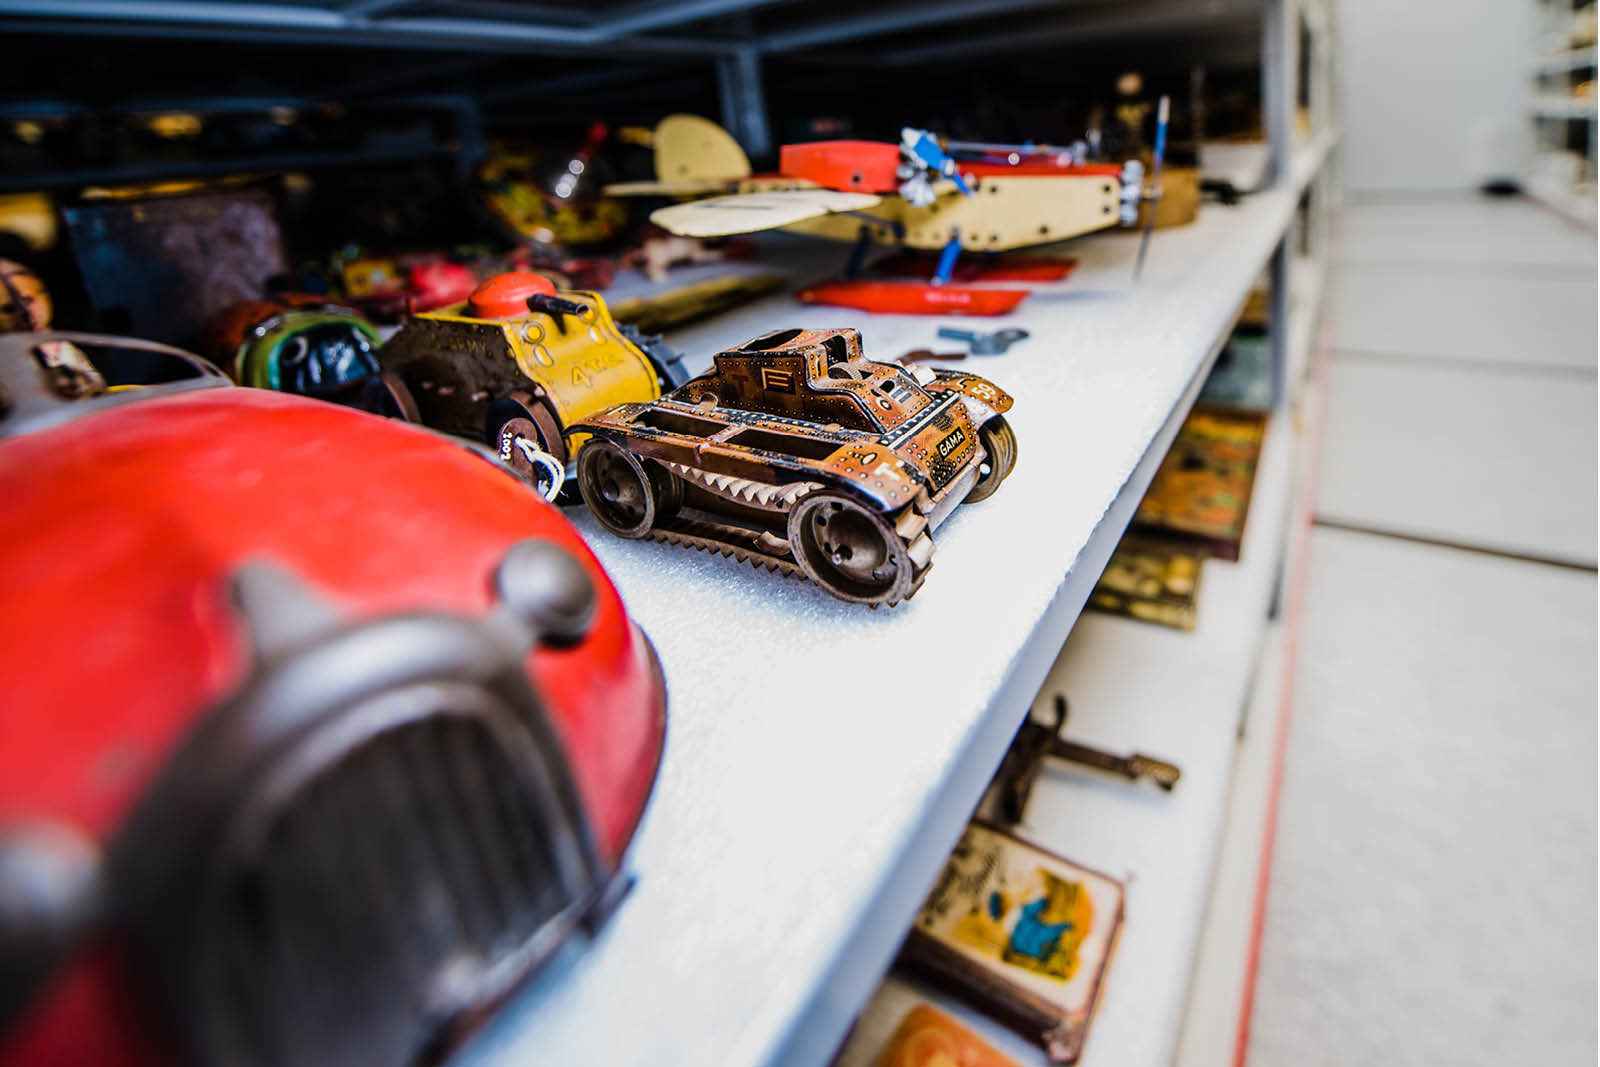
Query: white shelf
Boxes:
[
  {"xmin": 452, "ymin": 134, "xmax": 1335, "ymax": 1067},
  {"xmin": 1530, "ymin": 94, "xmax": 1598, "ymax": 119},
  {"xmin": 1529, "ymin": 3, "xmax": 1596, "ymax": 229},
  {"xmin": 837, "ymin": 238, "xmax": 1330, "ymax": 1067},
  {"xmin": 1291, "ymin": 129, "xmax": 1338, "ymax": 191},
  {"xmin": 836, "ymin": 392, "xmax": 1306, "ymax": 1067},
  {"xmin": 1176, "ymin": 376, "xmax": 1326, "ymax": 1067},
  {"xmin": 1525, "ymin": 171, "xmax": 1599, "ymax": 227},
  {"xmin": 1286, "ymin": 256, "xmax": 1325, "ymax": 402},
  {"xmin": 1173, "ymin": 617, "xmax": 1291, "ymax": 1067},
  {"xmin": 1533, "ymin": 45, "xmax": 1598, "ymax": 73}
]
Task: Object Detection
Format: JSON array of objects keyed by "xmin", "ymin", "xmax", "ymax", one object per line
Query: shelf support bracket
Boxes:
[
  {"xmin": 1267, "ymin": 234, "xmax": 1291, "ymax": 407},
  {"xmin": 1260, "ymin": 0, "xmax": 1296, "ymax": 184}
]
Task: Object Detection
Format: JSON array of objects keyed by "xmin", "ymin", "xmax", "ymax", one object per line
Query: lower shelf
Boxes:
[
  {"xmin": 1524, "ymin": 171, "xmax": 1599, "ymax": 228},
  {"xmin": 454, "ymin": 137, "xmax": 1335, "ymax": 1067},
  {"xmin": 1173, "ymin": 616, "xmax": 1289, "ymax": 1067},
  {"xmin": 1286, "ymin": 257, "xmax": 1324, "ymax": 402},
  {"xmin": 835, "ymin": 395, "xmax": 1306, "ymax": 1067}
]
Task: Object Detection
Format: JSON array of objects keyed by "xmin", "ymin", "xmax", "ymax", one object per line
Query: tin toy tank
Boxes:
[
  {"xmin": 371, "ymin": 272, "xmax": 688, "ymax": 487},
  {"xmin": 569, "ymin": 327, "xmax": 1017, "ymax": 606}
]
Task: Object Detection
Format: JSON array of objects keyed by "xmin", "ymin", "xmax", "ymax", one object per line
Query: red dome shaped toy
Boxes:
[{"xmin": 0, "ymin": 332, "xmax": 666, "ymax": 1067}]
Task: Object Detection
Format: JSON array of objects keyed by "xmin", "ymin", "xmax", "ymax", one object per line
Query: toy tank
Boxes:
[
  {"xmin": 371, "ymin": 271, "xmax": 688, "ymax": 486},
  {"xmin": 570, "ymin": 327, "xmax": 1016, "ymax": 606}
]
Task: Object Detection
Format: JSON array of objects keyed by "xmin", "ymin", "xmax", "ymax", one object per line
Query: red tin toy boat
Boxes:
[
  {"xmin": 869, "ymin": 252, "xmax": 1079, "ymax": 284},
  {"xmin": 797, "ymin": 280, "xmax": 1029, "ymax": 316}
]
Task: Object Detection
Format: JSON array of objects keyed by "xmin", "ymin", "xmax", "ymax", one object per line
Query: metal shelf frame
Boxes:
[
  {"xmin": 1527, "ymin": 0, "xmax": 1597, "ymax": 227},
  {"xmin": 0, "ymin": 2, "xmax": 1334, "ymax": 1064},
  {"xmin": 1, "ymin": 0, "xmax": 1277, "ymax": 151},
  {"xmin": 0, "ymin": 0, "xmax": 1258, "ymax": 58},
  {"xmin": 835, "ymin": 4, "xmax": 1338, "ymax": 1056}
]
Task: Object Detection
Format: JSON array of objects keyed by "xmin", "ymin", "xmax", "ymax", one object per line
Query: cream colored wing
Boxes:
[
  {"xmin": 784, "ymin": 174, "xmax": 1122, "ymax": 251},
  {"xmin": 649, "ymin": 189, "xmax": 881, "ymax": 237},
  {"xmin": 603, "ymin": 178, "xmax": 737, "ymax": 197},
  {"xmin": 653, "ymin": 114, "xmax": 752, "ymax": 183}
]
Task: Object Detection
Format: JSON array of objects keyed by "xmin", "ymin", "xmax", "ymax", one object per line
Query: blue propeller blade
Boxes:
[{"xmin": 902, "ymin": 128, "xmax": 973, "ymax": 197}]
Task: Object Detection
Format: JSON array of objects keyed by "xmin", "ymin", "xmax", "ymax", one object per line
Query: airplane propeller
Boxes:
[{"xmin": 898, "ymin": 128, "xmax": 973, "ymax": 206}]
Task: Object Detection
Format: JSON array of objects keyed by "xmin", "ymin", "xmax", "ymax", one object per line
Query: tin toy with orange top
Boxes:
[
  {"xmin": 370, "ymin": 271, "xmax": 688, "ymax": 490},
  {"xmin": 570, "ymin": 326, "xmax": 1016, "ymax": 607},
  {"xmin": 0, "ymin": 331, "xmax": 667, "ymax": 1067}
]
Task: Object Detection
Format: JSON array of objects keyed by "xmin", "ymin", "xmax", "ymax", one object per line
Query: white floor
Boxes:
[
  {"xmin": 1316, "ymin": 357, "xmax": 1597, "ymax": 566},
  {"xmin": 1245, "ymin": 197, "xmax": 1599, "ymax": 1066},
  {"xmin": 1329, "ymin": 268, "xmax": 1596, "ymax": 370}
]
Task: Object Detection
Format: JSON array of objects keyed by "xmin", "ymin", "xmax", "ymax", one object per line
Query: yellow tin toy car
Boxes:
[{"xmin": 371, "ymin": 271, "xmax": 689, "ymax": 488}]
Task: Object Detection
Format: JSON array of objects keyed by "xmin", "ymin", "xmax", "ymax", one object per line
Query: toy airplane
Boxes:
[{"xmin": 608, "ymin": 113, "xmax": 1165, "ymax": 315}]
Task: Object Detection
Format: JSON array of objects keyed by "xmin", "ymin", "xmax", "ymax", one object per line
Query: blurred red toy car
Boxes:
[{"xmin": 0, "ymin": 332, "xmax": 666, "ymax": 1067}]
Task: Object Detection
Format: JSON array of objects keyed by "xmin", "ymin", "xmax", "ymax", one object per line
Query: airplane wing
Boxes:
[
  {"xmin": 603, "ymin": 179, "xmax": 738, "ymax": 197},
  {"xmin": 649, "ymin": 189, "xmax": 881, "ymax": 237}
]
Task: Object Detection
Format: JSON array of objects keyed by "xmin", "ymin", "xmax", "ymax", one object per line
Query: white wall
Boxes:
[{"xmin": 1337, "ymin": 0, "xmax": 1533, "ymax": 192}]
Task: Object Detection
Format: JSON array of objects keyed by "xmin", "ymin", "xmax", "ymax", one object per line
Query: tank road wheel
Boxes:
[
  {"xmin": 488, "ymin": 392, "xmax": 568, "ymax": 480},
  {"xmin": 787, "ymin": 491, "xmax": 921, "ymax": 606},
  {"xmin": 578, "ymin": 440, "xmax": 679, "ymax": 539},
  {"xmin": 360, "ymin": 372, "xmax": 421, "ymax": 423},
  {"xmin": 964, "ymin": 415, "xmax": 1018, "ymax": 504}
]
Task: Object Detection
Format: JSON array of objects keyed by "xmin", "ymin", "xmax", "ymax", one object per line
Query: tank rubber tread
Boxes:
[
  {"xmin": 647, "ymin": 514, "xmax": 806, "ymax": 579},
  {"xmin": 897, "ymin": 528, "xmax": 934, "ymax": 605},
  {"xmin": 895, "ymin": 508, "xmax": 929, "ymax": 542},
  {"xmin": 646, "ymin": 502, "xmax": 933, "ymax": 609},
  {"xmin": 663, "ymin": 462, "xmax": 819, "ymax": 511}
]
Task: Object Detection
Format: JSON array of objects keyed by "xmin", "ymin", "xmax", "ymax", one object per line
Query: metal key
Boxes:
[
  {"xmin": 897, "ymin": 348, "xmax": 968, "ymax": 365},
  {"xmin": 935, "ymin": 326, "xmax": 1030, "ymax": 355},
  {"xmin": 995, "ymin": 695, "xmax": 1181, "ymax": 823}
]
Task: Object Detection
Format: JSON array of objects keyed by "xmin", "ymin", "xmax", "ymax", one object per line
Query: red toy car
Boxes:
[{"xmin": 0, "ymin": 333, "xmax": 666, "ymax": 1067}]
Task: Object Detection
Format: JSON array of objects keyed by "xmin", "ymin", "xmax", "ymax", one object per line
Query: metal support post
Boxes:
[
  {"xmin": 932, "ymin": 231, "xmax": 963, "ymax": 285},
  {"xmin": 1261, "ymin": 0, "xmax": 1295, "ymax": 184},
  {"xmin": 843, "ymin": 226, "xmax": 873, "ymax": 279},
  {"xmin": 1267, "ymin": 231, "xmax": 1292, "ymax": 409},
  {"xmin": 716, "ymin": 45, "xmax": 771, "ymax": 159}
]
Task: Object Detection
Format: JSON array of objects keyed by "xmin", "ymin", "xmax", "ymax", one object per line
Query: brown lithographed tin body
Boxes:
[{"xmin": 570, "ymin": 327, "xmax": 1017, "ymax": 606}]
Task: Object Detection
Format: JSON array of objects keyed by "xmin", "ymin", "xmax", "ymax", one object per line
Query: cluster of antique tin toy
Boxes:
[
  {"xmin": 196, "ymin": 263, "xmax": 1020, "ymax": 606},
  {"xmin": 0, "ymin": 269, "xmax": 1017, "ymax": 1067},
  {"xmin": 0, "ymin": 102, "xmax": 1207, "ymax": 1066},
  {"xmin": 615, "ymin": 113, "xmax": 1163, "ymax": 314}
]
